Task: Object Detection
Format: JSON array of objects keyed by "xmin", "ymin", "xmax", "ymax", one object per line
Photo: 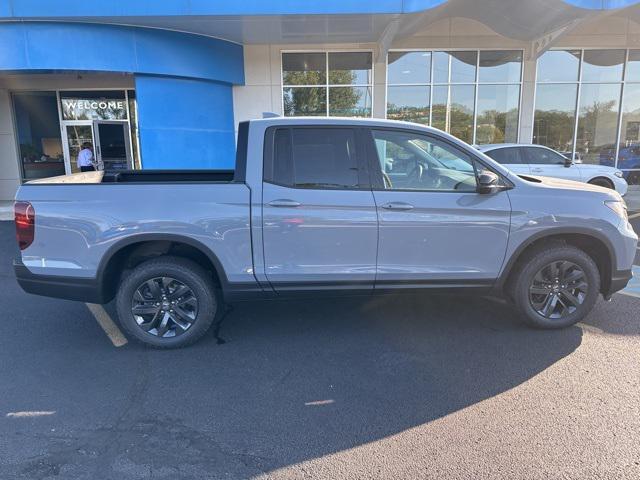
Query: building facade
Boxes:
[{"xmin": 1, "ymin": 0, "xmax": 640, "ymax": 202}]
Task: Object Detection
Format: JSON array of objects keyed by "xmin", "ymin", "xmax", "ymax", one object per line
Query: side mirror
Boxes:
[
  {"xmin": 477, "ymin": 170, "xmax": 501, "ymax": 194},
  {"xmin": 564, "ymin": 156, "xmax": 573, "ymax": 167}
]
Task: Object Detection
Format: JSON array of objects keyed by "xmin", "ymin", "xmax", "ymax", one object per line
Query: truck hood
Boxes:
[{"xmin": 514, "ymin": 173, "xmax": 621, "ymax": 199}]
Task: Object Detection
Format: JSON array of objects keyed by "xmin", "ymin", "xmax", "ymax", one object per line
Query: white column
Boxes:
[{"xmin": 518, "ymin": 47, "xmax": 538, "ymax": 144}]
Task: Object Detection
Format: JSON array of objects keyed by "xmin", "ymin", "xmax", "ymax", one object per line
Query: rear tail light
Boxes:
[{"xmin": 15, "ymin": 201, "xmax": 35, "ymax": 250}]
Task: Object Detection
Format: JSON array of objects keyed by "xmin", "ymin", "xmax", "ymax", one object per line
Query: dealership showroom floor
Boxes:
[{"xmin": 0, "ymin": 218, "xmax": 639, "ymax": 480}]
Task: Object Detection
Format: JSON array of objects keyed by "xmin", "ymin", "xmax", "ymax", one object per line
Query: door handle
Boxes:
[
  {"xmin": 267, "ymin": 199, "xmax": 301, "ymax": 208},
  {"xmin": 381, "ymin": 202, "xmax": 414, "ymax": 211}
]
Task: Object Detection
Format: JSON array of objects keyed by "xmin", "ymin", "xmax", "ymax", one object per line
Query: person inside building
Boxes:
[{"xmin": 77, "ymin": 142, "xmax": 96, "ymax": 172}]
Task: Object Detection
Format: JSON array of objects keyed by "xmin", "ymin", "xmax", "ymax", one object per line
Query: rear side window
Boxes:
[
  {"xmin": 484, "ymin": 147, "xmax": 523, "ymax": 165},
  {"xmin": 267, "ymin": 128, "xmax": 362, "ymax": 189}
]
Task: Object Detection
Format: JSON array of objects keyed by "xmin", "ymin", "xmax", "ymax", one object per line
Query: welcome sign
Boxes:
[{"xmin": 61, "ymin": 97, "xmax": 128, "ymax": 121}]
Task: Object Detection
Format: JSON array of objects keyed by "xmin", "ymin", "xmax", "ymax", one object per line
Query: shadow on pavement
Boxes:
[{"xmin": 1, "ymin": 286, "xmax": 585, "ymax": 478}]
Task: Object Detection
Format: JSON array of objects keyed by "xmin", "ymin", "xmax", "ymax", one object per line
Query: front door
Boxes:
[
  {"xmin": 93, "ymin": 121, "xmax": 132, "ymax": 171},
  {"xmin": 65, "ymin": 124, "xmax": 95, "ymax": 174},
  {"xmin": 368, "ymin": 128, "xmax": 511, "ymax": 287},
  {"xmin": 524, "ymin": 146, "xmax": 582, "ymax": 182},
  {"xmin": 261, "ymin": 126, "xmax": 378, "ymax": 291}
]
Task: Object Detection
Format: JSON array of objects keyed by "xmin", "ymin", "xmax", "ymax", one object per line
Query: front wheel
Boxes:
[
  {"xmin": 116, "ymin": 256, "xmax": 218, "ymax": 348},
  {"xmin": 511, "ymin": 245, "xmax": 600, "ymax": 329}
]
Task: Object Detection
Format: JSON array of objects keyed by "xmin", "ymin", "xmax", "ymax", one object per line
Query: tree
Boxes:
[{"xmin": 283, "ymin": 70, "xmax": 364, "ymax": 116}]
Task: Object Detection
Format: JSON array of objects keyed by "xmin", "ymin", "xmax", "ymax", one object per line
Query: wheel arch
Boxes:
[
  {"xmin": 498, "ymin": 228, "xmax": 615, "ymax": 297},
  {"xmin": 587, "ymin": 176, "xmax": 615, "ymax": 189},
  {"xmin": 97, "ymin": 234, "xmax": 229, "ymax": 303}
]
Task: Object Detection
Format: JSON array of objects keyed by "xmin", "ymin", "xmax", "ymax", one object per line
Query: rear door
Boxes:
[
  {"xmin": 261, "ymin": 126, "xmax": 378, "ymax": 291},
  {"xmin": 483, "ymin": 147, "xmax": 530, "ymax": 176},
  {"xmin": 524, "ymin": 146, "xmax": 582, "ymax": 182},
  {"xmin": 367, "ymin": 128, "xmax": 511, "ymax": 288}
]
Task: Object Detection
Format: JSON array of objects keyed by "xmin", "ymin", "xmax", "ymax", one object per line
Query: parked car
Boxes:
[
  {"xmin": 600, "ymin": 144, "xmax": 640, "ymax": 185},
  {"xmin": 477, "ymin": 144, "xmax": 628, "ymax": 195},
  {"xmin": 14, "ymin": 118, "xmax": 637, "ymax": 348}
]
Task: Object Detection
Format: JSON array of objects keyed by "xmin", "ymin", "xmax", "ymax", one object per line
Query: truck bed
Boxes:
[{"xmin": 27, "ymin": 170, "xmax": 237, "ymax": 185}]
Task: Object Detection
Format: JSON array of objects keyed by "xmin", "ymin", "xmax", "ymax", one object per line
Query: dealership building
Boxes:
[{"xmin": 1, "ymin": 0, "xmax": 640, "ymax": 203}]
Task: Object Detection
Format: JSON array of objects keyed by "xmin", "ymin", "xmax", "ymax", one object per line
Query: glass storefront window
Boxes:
[
  {"xmin": 537, "ymin": 50, "xmax": 580, "ymax": 82},
  {"xmin": 282, "ymin": 51, "xmax": 373, "ymax": 117},
  {"xmin": 449, "ymin": 85, "xmax": 475, "ymax": 143},
  {"xmin": 12, "ymin": 91, "xmax": 65, "ymax": 180},
  {"xmin": 387, "ymin": 50, "xmax": 521, "ymax": 144},
  {"xmin": 476, "ymin": 84, "xmax": 520, "ymax": 144},
  {"xmin": 431, "ymin": 85, "xmax": 475, "ymax": 144},
  {"xmin": 533, "ymin": 84, "xmax": 578, "ymax": 153},
  {"xmin": 60, "ymin": 90, "xmax": 127, "ymax": 120},
  {"xmin": 618, "ymin": 83, "xmax": 640, "ymax": 171},
  {"xmin": 328, "ymin": 86, "xmax": 372, "ymax": 117},
  {"xmin": 575, "ymin": 83, "xmax": 621, "ymax": 164},
  {"xmin": 387, "ymin": 51, "xmax": 431, "ymax": 85},
  {"xmin": 433, "ymin": 51, "xmax": 477, "ymax": 83},
  {"xmin": 534, "ymin": 49, "xmax": 638, "ymax": 167},
  {"xmin": 328, "ymin": 52, "xmax": 372, "ymax": 85},
  {"xmin": 626, "ymin": 50, "xmax": 640, "ymax": 82},
  {"xmin": 282, "ymin": 53, "xmax": 326, "ymax": 85},
  {"xmin": 581, "ymin": 49, "xmax": 625, "ymax": 83},
  {"xmin": 386, "ymin": 86, "xmax": 430, "ymax": 124},
  {"xmin": 283, "ymin": 87, "xmax": 327, "ymax": 116},
  {"xmin": 479, "ymin": 51, "xmax": 522, "ymax": 83}
]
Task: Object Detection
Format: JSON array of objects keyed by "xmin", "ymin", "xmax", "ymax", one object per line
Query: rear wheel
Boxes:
[
  {"xmin": 511, "ymin": 245, "xmax": 600, "ymax": 329},
  {"xmin": 588, "ymin": 177, "xmax": 614, "ymax": 190},
  {"xmin": 116, "ymin": 256, "xmax": 218, "ymax": 348}
]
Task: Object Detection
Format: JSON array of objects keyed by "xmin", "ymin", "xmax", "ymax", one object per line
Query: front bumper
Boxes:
[{"xmin": 603, "ymin": 268, "xmax": 633, "ymax": 299}]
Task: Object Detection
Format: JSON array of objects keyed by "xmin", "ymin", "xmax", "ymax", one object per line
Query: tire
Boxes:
[
  {"xmin": 511, "ymin": 244, "xmax": 600, "ymax": 329},
  {"xmin": 116, "ymin": 256, "xmax": 219, "ymax": 348},
  {"xmin": 588, "ymin": 177, "xmax": 614, "ymax": 190}
]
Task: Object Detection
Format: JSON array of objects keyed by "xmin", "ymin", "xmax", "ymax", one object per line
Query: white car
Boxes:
[{"xmin": 477, "ymin": 144, "xmax": 628, "ymax": 196}]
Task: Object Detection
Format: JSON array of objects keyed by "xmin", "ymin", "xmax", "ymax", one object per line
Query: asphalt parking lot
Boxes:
[{"xmin": 1, "ymin": 219, "xmax": 639, "ymax": 480}]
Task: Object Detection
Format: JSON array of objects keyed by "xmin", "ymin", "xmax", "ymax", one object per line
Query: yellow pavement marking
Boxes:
[{"xmin": 85, "ymin": 303, "xmax": 128, "ymax": 347}]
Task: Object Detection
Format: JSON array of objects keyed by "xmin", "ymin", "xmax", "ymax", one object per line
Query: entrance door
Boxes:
[
  {"xmin": 65, "ymin": 124, "xmax": 95, "ymax": 174},
  {"xmin": 93, "ymin": 121, "xmax": 132, "ymax": 171}
]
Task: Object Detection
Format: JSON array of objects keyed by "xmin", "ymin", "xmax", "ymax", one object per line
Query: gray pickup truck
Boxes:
[{"xmin": 14, "ymin": 118, "xmax": 637, "ymax": 348}]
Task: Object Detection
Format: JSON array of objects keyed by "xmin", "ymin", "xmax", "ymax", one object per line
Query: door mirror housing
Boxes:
[
  {"xmin": 564, "ymin": 156, "xmax": 573, "ymax": 168},
  {"xmin": 477, "ymin": 170, "xmax": 504, "ymax": 194}
]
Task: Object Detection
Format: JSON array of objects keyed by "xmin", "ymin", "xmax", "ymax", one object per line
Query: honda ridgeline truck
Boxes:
[{"xmin": 14, "ymin": 118, "xmax": 638, "ymax": 348}]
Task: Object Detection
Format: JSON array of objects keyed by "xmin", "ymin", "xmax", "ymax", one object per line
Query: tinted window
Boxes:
[
  {"xmin": 270, "ymin": 128, "xmax": 361, "ymax": 189},
  {"xmin": 524, "ymin": 147, "xmax": 566, "ymax": 165},
  {"xmin": 485, "ymin": 147, "xmax": 523, "ymax": 165},
  {"xmin": 372, "ymin": 129, "xmax": 478, "ymax": 192}
]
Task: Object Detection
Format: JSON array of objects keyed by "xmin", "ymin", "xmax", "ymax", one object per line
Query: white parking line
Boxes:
[
  {"xmin": 628, "ymin": 212, "xmax": 640, "ymax": 220},
  {"xmin": 85, "ymin": 303, "xmax": 128, "ymax": 347}
]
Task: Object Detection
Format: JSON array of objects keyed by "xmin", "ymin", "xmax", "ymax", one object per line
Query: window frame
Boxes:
[
  {"xmin": 385, "ymin": 48, "xmax": 524, "ymax": 145},
  {"xmin": 363, "ymin": 126, "xmax": 511, "ymax": 193},
  {"xmin": 262, "ymin": 125, "xmax": 372, "ymax": 191},
  {"xmin": 281, "ymin": 50, "xmax": 374, "ymax": 118}
]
